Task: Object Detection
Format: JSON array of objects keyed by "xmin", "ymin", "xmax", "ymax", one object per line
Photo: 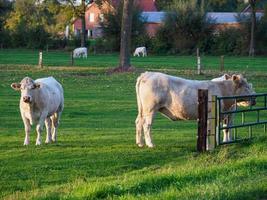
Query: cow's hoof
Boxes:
[
  {"xmin": 147, "ymin": 144, "xmax": 154, "ymax": 148},
  {"xmin": 36, "ymin": 141, "xmax": 41, "ymax": 146},
  {"xmin": 137, "ymin": 143, "xmax": 144, "ymax": 147},
  {"xmin": 24, "ymin": 142, "xmax": 29, "ymax": 146},
  {"xmin": 45, "ymin": 140, "xmax": 51, "ymax": 144}
]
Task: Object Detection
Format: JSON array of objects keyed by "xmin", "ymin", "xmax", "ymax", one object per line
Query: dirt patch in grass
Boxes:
[{"xmin": 106, "ymin": 66, "xmax": 144, "ymax": 75}]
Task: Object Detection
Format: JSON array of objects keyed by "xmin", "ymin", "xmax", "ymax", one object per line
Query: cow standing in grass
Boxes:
[
  {"xmin": 133, "ymin": 47, "xmax": 147, "ymax": 57},
  {"xmin": 11, "ymin": 77, "xmax": 64, "ymax": 145},
  {"xmin": 135, "ymin": 72, "xmax": 255, "ymax": 148},
  {"xmin": 73, "ymin": 47, "xmax": 87, "ymax": 58}
]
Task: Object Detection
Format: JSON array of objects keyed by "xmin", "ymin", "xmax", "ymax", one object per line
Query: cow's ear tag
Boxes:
[{"xmin": 33, "ymin": 83, "xmax": 41, "ymax": 89}]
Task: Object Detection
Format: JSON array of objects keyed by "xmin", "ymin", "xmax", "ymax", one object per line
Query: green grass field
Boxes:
[
  {"xmin": 0, "ymin": 51, "xmax": 266, "ymax": 199},
  {"xmin": 1, "ymin": 49, "xmax": 267, "ymax": 71}
]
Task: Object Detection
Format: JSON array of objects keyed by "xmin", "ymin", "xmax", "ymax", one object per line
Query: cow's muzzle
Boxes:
[
  {"xmin": 23, "ymin": 96, "xmax": 32, "ymax": 103},
  {"xmin": 237, "ymin": 97, "xmax": 256, "ymax": 107}
]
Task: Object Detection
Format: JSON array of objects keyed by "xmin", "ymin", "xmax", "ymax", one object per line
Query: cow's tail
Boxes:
[
  {"xmin": 135, "ymin": 73, "xmax": 146, "ymax": 146},
  {"xmin": 135, "ymin": 73, "xmax": 145, "ymax": 119}
]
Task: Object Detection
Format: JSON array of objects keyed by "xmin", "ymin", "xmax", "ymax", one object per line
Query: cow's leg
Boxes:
[
  {"xmin": 143, "ymin": 113, "xmax": 155, "ymax": 148},
  {"xmin": 51, "ymin": 111, "xmax": 62, "ymax": 142},
  {"xmin": 45, "ymin": 117, "xmax": 52, "ymax": 144},
  {"xmin": 224, "ymin": 103, "xmax": 236, "ymax": 142},
  {"xmin": 223, "ymin": 117, "xmax": 230, "ymax": 142},
  {"xmin": 135, "ymin": 115, "xmax": 144, "ymax": 147},
  {"xmin": 22, "ymin": 117, "xmax": 31, "ymax": 145},
  {"xmin": 36, "ymin": 114, "xmax": 46, "ymax": 145},
  {"xmin": 223, "ymin": 113, "xmax": 234, "ymax": 142},
  {"xmin": 226, "ymin": 114, "xmax": 233, "ymax": 141}
]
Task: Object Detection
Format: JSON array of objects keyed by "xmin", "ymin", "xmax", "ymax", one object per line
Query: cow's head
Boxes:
[
  {"xmin": 232, "ymin": 74, "xmax": 256, "ymax": 106},
  {"xmin": 11, "ymin": 77, "xmax": 41, "ymax": 104}
]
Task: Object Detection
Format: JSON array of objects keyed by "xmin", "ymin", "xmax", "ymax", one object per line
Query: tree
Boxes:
[
  {"xmin": 154, "ymin": 0, "xmax": 173, "ymax": 10},
  {"xmin": 155, "ymin": 0, "xmax": 213, "ymax": 54},
  {"xmin": 60, "ymin": 0, "xmax": 92, "ymax": 47},
  {"xmin": 99, "ymin": 1, "xmax": 145, "ymax": 51},
  {"xmin": 119, "ymin": 0, "xmax": 133, "ymax": 69},
  {"xmin": 0, "ymin": 0, "xmax": 13, "ymax": 47},
  {"xmin": 249, "ymin": 0, "xmax": 257, "ymax": 56},
  {"xmin": 5, "ymin": 0, "xmax": 61, "ymax": 48}
]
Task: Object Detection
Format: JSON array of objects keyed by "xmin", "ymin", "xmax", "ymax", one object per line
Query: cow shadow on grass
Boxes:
[
  {"xmin": 0, "ymin": 132, "xmax": 195, "ymax": 191},
  {"xmin": 81, "ymin": 158, "xmax": 267, "ymax": 199}
]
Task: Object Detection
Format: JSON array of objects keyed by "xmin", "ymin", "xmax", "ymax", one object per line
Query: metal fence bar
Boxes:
[
  {"xmin": 221, "ymin": 107, "xmax": 267, "ymax": 115},
  {"xmin": 220, "ymin": 138, "xmax": 251, "ymax": 145},
  {"xmin": 214, "ymin": 93, "xmax": 267, "ymax": 146},
  {"xmin": 249, "ymin": 126, "xmax": 252, "ymax": 138},
  {"xmin": 234, "ymin": 128, "xmax": 237, "ymax": 140},
  {"xmin": 217, "ymin": 93, "xmax": 267, "ymax": 99},
  {"xmin": 219, "ymin": 120, "xmax": 267, "ymax": 130}
]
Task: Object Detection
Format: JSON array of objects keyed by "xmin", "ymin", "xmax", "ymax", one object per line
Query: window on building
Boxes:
[
  {"xmin": 88, "ymin": 29, "xmax": 93, "ymax": 38},
  {"xmin": 99, "ymin": 14, "xmax": 104, "ymax": 22},
  {"xmin": 89, "ymin": 13, "xmax": 95, "ymax": 22}
]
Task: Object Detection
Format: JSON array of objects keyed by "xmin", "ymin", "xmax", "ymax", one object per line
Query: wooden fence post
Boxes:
[
  {"xmin": 197, "ymin": 89, "xmax": 208, "ymax": 152},
  {"xmin": 220, "ymin": 55, "xmax": 224, "ymax": 71},
  {"xmin": 38, "ymin": 51, "xmax": 43, "ymax": 68},
  {"xmin": 209, "ymin": 95, "xmax": 217, "ymax": 150},
  {"xmin": 197, "ymin": 48, "xmax": 201, "ymax": 75},
  {"xmin": 70, "ymin": 51, "xmax": 74, "ymax": 66}
]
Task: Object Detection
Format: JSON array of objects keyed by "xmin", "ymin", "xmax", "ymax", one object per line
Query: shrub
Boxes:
[{"xmin": 153, "ymin": 0, "xmax": 213, "ymax": 55}]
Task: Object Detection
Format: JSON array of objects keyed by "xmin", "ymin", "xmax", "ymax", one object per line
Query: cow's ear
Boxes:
[
  {"xmin": 11, "ymin": 83, "xmax": 21, "ymax": 91},
  {"xmin": 33, "ymin": 83, "xmax": 41, "ymax": 89},
  {"xmin": 224, "ymin": 74, "xmax": 231, "ymax": 80}
]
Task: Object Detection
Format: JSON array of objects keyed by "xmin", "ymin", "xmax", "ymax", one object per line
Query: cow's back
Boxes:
[{"xmin": 136, "ymin": 72, "xmax": 224, "ymax": 120}]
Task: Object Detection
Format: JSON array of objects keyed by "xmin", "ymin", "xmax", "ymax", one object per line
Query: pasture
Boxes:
[{"xmin": 0, "ymin": 51, "xmax": 266, "ymax": 199}]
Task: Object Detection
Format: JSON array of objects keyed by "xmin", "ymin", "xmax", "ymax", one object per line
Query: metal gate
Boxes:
[{"xmin": 209, "ymin": 93, "xmax": 267, "ymax": 149}]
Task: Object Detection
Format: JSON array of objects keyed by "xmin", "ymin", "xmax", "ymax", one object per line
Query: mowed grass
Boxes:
[
  {"xmin": 1, "ymin": 49, "xmax": 267, "ymax": 71},
  {"xmin": 0, "ymin": 53, "xmax": 267, "ymax": 199}
]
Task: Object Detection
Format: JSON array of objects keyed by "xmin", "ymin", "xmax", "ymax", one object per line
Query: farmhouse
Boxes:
[
  {"xmin": 73, "ymin": 0, "xmax": 157, "ymax": 38},
  {"xmin": 73, "ymin": 0, "xmax": 264, "ymax": 38}
]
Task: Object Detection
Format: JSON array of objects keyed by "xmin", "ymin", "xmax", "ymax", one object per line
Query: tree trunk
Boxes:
[
  {"xmin": 119, "ymin": 0, "xmax": 133, "ymax": 69},
  {"xmin": 249, "ymin": 0, "xmax": 256, "ymax": 56},
  {"xmin": 81, "ymin": 0, "xmax": 86, "ymax": 47}
]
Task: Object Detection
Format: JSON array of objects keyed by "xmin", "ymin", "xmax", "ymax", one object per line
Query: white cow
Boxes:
[
  {"xmin": 133, "ymin": 47, "xmax": 147, "ymax": 57},
  {"xmin": 73, "ymin": 47, "xmax": 87, "ymax": 58},
  {"xmin": 11, "ymin": 77, "xmax": 64, "ymax": 145},
  {"xmin": 135, "ymin": 72, "xmax": 255, "ymax": 148}
]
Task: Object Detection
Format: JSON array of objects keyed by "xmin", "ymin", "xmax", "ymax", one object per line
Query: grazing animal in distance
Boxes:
[
  {"xmin": 133, "ymin": 47, "xmax": 147, "ymax": 57},
  {"xmin": 73, "ymin": 47, "xmax": 87, "ymax": 58}
]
